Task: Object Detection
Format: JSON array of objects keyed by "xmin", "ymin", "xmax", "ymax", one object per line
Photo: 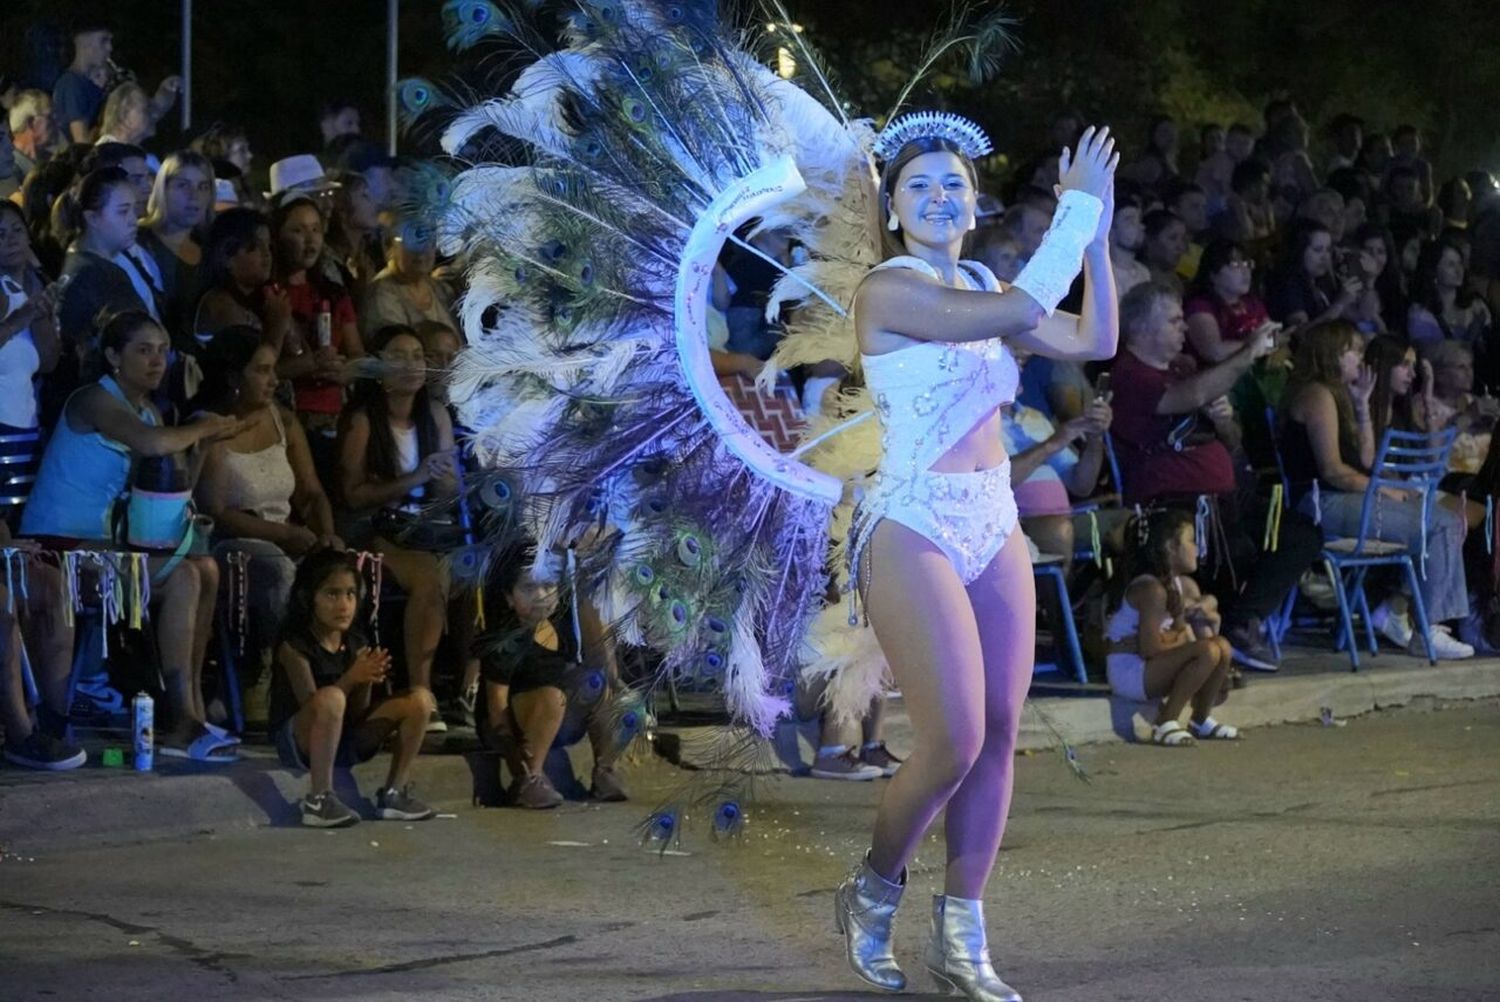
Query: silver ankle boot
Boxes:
[
  {"xmin": 833, "ymin": 852, "xmax": 907, "ymax": 992},
  {"xmin": 924, "ymin": 894, "xmax": 1022, "ymax": 1001}
]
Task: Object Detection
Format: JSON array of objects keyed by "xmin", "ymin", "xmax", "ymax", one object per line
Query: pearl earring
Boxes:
[{"xmin": 887, "ymin": 213, "xmax": 901, "ymax": 232}]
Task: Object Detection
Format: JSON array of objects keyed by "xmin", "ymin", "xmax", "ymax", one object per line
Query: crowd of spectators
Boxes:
[{"xmin": 4, "ymin": 18, "xmax": 1500, "ymax": 804}]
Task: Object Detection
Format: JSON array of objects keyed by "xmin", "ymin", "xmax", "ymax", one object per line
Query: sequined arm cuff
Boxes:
[{"xmin": 1011, "ymin": 190, "xmax": 1103, "ymax": 316}]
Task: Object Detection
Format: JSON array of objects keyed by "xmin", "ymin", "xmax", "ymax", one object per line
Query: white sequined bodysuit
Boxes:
[{"xmin": 849, "ymin": 256, "xmax": 1022, "ymax": 588}]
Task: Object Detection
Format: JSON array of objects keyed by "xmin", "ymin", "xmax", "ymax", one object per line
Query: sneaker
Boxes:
[
  {"xmin": 300, "ymin": 791, "xmax": 360, "ymax": 828},
  {"xmin": 1299, "ymin": 570, "xmax": 1339, "ymax": 611},
  {"xmin": 1225, "ymin": 619, "xmax": 1279, "ymax": 672},
  {"xmin": 590, "ymin": 763, "xmax": 629, "ymax": 802},
  {"xmin": 514, "ymin": 773, "xmax": 564, "ymax": 809},
  {"xmin": 809, "ymin": 749, "xmax": 883, "ymax": 781},
  {"xmin": 3, "ymin": 732, "xmax": 87, "ymax": 771},
  {"xmin": 1411, "ymin": 625, "xmax": 1474, "ymax": 661},
  {"xmin": 425, "ymin": 709, "xmax": 448, "ymax": 734},
  {"xmin": 1372, "ymin": 603, "xmax": 1414, "ymax": 649},
  {"xmin": 377, "ymin": 784, "xmax": 435, "ymax": 821},
  {"xmin": 857, "ymin": 742, "xmax": 904, "ymax": 777}
]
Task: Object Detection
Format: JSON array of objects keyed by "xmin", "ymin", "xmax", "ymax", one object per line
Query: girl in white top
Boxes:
[{"xmin": 1106, "ymin": 509, "xmax": 1240, "ymax": 746}]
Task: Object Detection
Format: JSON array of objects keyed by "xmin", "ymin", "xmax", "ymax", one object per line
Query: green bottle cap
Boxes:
[{"xmin": 102, "ymin": 747, "xmax": 125, "ymax": 768}]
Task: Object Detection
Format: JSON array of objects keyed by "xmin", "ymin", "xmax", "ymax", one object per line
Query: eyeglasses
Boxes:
[{"xmin": 1227, "ymin": 259, "xmax": 1255, "ymax": 270}]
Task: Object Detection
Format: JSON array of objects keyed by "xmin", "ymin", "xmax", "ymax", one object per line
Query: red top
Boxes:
[
  {"xmin": 1183, "ymin": 293, "xmax": 1269, "ymax": 364},
  {"xmin": 287, "ymin": 281, "xmax": 357, "ymax": 415},
  {"xmin": 1109, "ymin": 349, "xmax": 1237, "ymax": 504}
]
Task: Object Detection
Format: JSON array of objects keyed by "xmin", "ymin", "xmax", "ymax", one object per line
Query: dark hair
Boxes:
[
  {"xmin": 191, "ymin": 325, "xmax": 266, "ymax": 413},
  {"xmin": 191, "ymin": 121, "xmax": 249, "ymax": 160},
  {"xmin": 320, "ymin": 98, "xmax": 360, "ymax": 121},
  {"xmin": 200, "ymin": 207, "xmax": 269, "ymax": 294},
  {"xmin": 1230, "ymin": 157, "xmax": 1270, "ymax": 194},
  {"xmin": 1411, "ymin": 236, "xmax": 1476, "ymax": 321},
  {"xmin": 1393, "ymin": 124, "xmax": 1419, "ymax": 142},
  {"xmin": 281, "ymin": 548, "xmax": 367, "ymax": 650},
  {"xmin": 1144, "ymin": 114, "xmax": 1177, "ymax": 157},
  {"xmin": 1365, "ymin": 334, "xmax": 1416, "ymax": 433},
  {"xmin": 1287, "ymin": 320, "xmax": 1364, "ymax": 465},
  {"xmin": 1387, "ymin": 164, "xmax": 1422, "ymax": 187},
  {"xmin": 270, "ymin": 195, "xmax": 334, "ymax": 286},
  {"xmin": 1142, "ymin": 207, "xmax": 1184, "ymax": 245},
  {"xmin": 19, "ymin": 157, "xmax": 76, "ymax": 237},
  {"xmin": 1326, "ymin": 167, "xmax": 1371, "ymax": 208},
  {"xmin": 83, "ymin": 142, "xmax": 149, "ymax": 173},
  {"xmin": 1116, "ymin": 509, "xmax": 1195, "ymax": 619},
  {"xmin": 1436, "ymin": 177, "xmax": 1471, "ymax": 222},
  {"xmin": 1352, "ymin": 222, "xmax": 1407, "ymax": 325},
  {"xmin": 877, "ymin": 136, "xmax": 979, "ymax": 259},
  {"xmin": 339, "ymin": 324, "xmax": 440, "ymax": 487},
  {"xmin": 1189, "ymin": 239, "xmax": 1250, "ymax": 300},
  {"xmin": 90, "ymin": 308, "xmax": 162, "ymax": 381},
  {"xmin": 1276, "ymin": 217, "xmax": 1332, "ymax": 277},
  {"xmin": 1228, "ymin": 123, "xmax": 1254, "ymax": 138},
  {"xmin": 57, "ymin": 165, "xmax": 132, "ymax": 240}
]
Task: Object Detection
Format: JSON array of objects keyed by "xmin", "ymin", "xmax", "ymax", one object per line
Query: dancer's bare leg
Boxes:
[
  {"xmin": 862, "ymin": 520, "xmax": 986, "ymax": 882},
  {"xmin": 944, "ymin": 530, "xmax": 1035, "ymax": 898}
]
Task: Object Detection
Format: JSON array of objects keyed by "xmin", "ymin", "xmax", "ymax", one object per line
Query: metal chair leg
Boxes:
[
  {"xmin": 218, "ymin": 614, "xmax": 245, "ymax": 735},
  {"xmin": 1324, "ymin": 557, "xmax": 1361, "ymax": 671},
  {"xmin": 1350, "ymin": 567, "xmax": 1378, "ymax": 655}
]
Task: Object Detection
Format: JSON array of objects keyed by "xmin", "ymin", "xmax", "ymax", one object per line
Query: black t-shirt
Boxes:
[{"xmin": 268, "ymin": 630, "xmax": 366, "ymax": 731}]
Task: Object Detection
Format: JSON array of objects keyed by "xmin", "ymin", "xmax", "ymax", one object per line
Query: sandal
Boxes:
[
  {"xmin": 1150, "ymin": 720, "xmax": 1196, "ymax": 747},
  {"xmin": 159, "ymin": 727, "xmax": 240, "ymax": 764},
  {"xmin": 1191, "ymin": 716, "xmax": 1240, "ymax": 740}
]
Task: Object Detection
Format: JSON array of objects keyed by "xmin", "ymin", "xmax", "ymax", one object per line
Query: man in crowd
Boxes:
[
  {"xmin": 320, "ymin": 99, "xmax": 362, "ymax": 148},
  {"xmin": 52, "ymin": 20, "xmax": 112, "ymax": 144},
  {"xmin": 8, "ymin": 91, "xmax": 57, "ymax": 178},
  {"xmin": 1109, "ymin": 281, "xmax": 1322, "ymax": 671}
]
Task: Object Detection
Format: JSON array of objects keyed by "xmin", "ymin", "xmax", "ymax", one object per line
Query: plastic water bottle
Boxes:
[
  {"xmin": 132, "ymin": 692, "xmax": 154, "ymax": 772},
  {"xmin": 316, "ymin": 300, "xmax": 333, "ymax": 348}
]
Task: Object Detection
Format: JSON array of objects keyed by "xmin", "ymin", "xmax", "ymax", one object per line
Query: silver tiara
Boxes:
[{"xmin": 873, "ymin": 111, "xmax": 993, "ymax": 163}]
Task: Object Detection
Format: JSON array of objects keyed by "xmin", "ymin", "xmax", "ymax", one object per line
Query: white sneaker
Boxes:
[
  {"xmin": 1371, "ymin": 603, "xmax": 1413, "ymax": 649},
  {"xmin": 1411, "ymin": 626, "xmax": 1474, "ymax": 660}
]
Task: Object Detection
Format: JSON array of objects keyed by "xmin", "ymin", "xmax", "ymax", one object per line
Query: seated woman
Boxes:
[
  {"xmin": 474, "ymin": 553, "xmax": 627, "ymax": 808},
  {"xmin": 1407, "ymin": 237, "xmax": 1493, "ymax": 356},
  {"xmin": 193, "ymin": 327, "xmax": 343, "ymax": 714},
  {"xmin": 1265, "ymin": 219, "xmax": 1359, "ymax": 329},
  {"xmin": 1280, "ymin": 321, "xmax": 1473, "ymax": 659},
  {"xmin": 1184, "ymin": 239, "xmax": 1271, "ymax": 364},
  {"xmin": 359, "ymin": 222, "xmax": 458, "ymax": 340},
  {"xmin": 273, "ymin": 195, "xmax": 363, "ymax": 442},
  {"xmin": 271, "ymin": 549, "xmax": 434, "ymax": 827},
  {"xmin": 1001, "ymin": 349, "xmax": 1115, "ymax": 575},
  {"xmin": 138, "ymin": 151, "xmax": 214, "ymax": 340},
  {"xmin": 1105, "ymin": 510, "xmax": 1238, "ymax": 746},
  {"xmin": 19, "ymin": 309, "xmax": 247, "ymax": 759},
  {"xmin": 337, "ymin": 324, "xmax": 456, "ymax": 732},
  {"xmin": 192, "ymin": 207, "xmax": 293, "ymax": 350}
]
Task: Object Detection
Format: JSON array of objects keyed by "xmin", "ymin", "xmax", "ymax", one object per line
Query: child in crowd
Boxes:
[
  {"xmin": 270, "ymin": 549, "xmax": 435, "ymax": 828},
  {"xmin": 475, "ymin": 552, "xmax": 628, "ymax": 808},
  {"xmin": 1105, "ymin": 510, "xmax": 1240, "ymax": 746}
]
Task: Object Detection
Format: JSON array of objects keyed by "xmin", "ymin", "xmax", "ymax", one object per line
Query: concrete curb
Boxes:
[{"xmin": 3, "ymin": 655, "xmax": 1497, "ymax": 852}]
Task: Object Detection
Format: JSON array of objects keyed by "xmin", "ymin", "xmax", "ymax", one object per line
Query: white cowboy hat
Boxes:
[{"xmin": 265, "ymin": 154, "xmax": 341, "ymax": 200}]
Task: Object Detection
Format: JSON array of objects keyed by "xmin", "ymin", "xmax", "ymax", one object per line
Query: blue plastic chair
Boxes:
[{"xmin": 1320, "ymin": 426, "xmax": 1457, "ymax": 670}]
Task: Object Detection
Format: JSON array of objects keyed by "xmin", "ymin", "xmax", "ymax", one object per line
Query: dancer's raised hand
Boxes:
[{"xmin": 1058, "ymin": 126, "xmax": 1119, "ymax": 201}]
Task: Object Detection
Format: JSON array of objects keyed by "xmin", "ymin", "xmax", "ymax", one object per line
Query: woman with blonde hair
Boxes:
[{"xmin": 140, "ymin": 150, "xmax": 215, "ymax": 338}]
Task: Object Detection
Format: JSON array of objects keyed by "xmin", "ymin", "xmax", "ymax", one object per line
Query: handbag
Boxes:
[{"xmin": 114, "ymin": 456, "xmax": 213, "ymax": 584}]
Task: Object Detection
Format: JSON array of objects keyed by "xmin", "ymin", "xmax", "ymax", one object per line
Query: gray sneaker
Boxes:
[
  {"xmin": 810, "ymin": 749, "xmax": 883, "ymax": 781},
  {"xmin": 590, "ymin": 764, "xmax": 629, "ymax": 802},
  {"xmin": 301, "ymin": 791, "xmax": 360, "ymax": 828},
  {"xmin": 377, "ymin": 784, "xmax": 435, "ymax": 821},
  {"xmin": 514, "ymin": 773, "xmax": 564, "ymax": 809}
]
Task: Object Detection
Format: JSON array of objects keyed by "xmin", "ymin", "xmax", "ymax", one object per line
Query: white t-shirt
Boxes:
[{"xmin": 0, "ymin": 274, "xmax": 41, "ymax": 428}]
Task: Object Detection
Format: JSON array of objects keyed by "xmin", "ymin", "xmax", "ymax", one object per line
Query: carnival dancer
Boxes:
[{"xmin": 833, "ymin": 121, "xmax": 1119, "ymax": 1000}]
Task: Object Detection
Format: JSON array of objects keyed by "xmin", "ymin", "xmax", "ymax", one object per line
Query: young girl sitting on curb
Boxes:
[
  {"xmin": 270, "ymin": 549, "xmax": 436, "ymax": 827},
  {"xmin": 1105, "ymin": 509, "xmax": 1241, "ymax": 746}
]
